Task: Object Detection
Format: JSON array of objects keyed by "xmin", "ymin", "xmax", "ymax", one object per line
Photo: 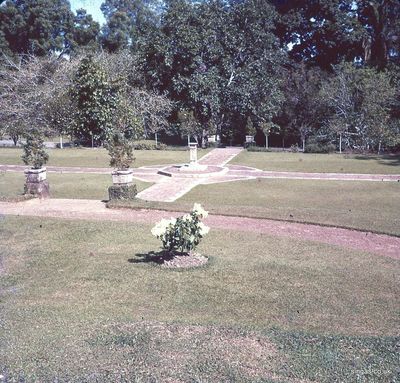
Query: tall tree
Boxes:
[
  {"xmin": 71, "ymin": 56, "xmax": 118, "ymax": 144},
  {"xmin": 0, "ymin": 0, "xmax": 75, "ymax": 57},
  {"xmin": 320, "ymin": 63, "xmax": 397, "ymax": 151},
  {"xmin": 101, "ymin": 0, "xmax": 162, "ymax": 51},
  {"xmin": 71, "ymin": 9, "xmax": 100, "ymax": 51}
]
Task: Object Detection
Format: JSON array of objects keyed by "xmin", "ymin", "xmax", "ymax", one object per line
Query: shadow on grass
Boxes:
[
  {"xmin": 353, "ymin": 154, "xmax": 400, "ymax": 167},
  {"xmin": 128, "ymin": 250, "xmax": 173, "ymax": 265}
]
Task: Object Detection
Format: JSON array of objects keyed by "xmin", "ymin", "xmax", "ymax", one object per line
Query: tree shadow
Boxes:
[
  {"xmin": 353, "ymin": 154, "xmax": 400, "ymax": 167},
  {"xmin": 128, "ymin": 251, "xmax": 175, "ymax": 265}
]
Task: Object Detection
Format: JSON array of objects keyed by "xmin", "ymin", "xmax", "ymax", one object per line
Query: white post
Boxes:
[
  {"xmin": 265, "ymin": 133, "xmax": 268, "ymax": 149},
  {"xmin": 187, "ymin": 135, "xmax": 190, "ymax": 146},
  {"xmin": 60, "ymin": 135, "xmax": 63, "ymax": 149},
  {"xmin": 155, "ymin": 132, "xmax": 158, "ymax": 146},
  {"xmin": 339, "ymin": 133, "xmax": 342, "ymax": 154},
  {"xmin": 189, "ymin": 143, "xmax": 198, "ymax": 165}
]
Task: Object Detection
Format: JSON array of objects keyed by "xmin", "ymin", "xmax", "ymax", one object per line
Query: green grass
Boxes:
[
  {"xmin": 232, "ymin": 151, "xmax": 400, "ymax": 174},
  {"xmin": 111, "ymin": 178, "xmax": 400, "ymax": 236},
  {"xmin": 1, "ymin": 216, "xmax": 399, "ymax": 382},
  {"xmin": 0, "ymin": 147, "xmax": 210, "ymax": 168},
  {"xmin": 0, "ymin": 172, "xmax": 152, "ymax": 200}
]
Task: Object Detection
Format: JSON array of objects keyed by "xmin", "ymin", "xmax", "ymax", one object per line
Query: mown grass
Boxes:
[
  {"xmin": 0, "ymin": 147, "xmax": 210, "ymax": 168},
  {"xmin": 0, "ymin": 172, "xmax": 152, "ymax": 200},
  {"xmin": 111, "ymin": 178, "xmax": 400, "ymax": 236},
  {"xmin": 0, "ymin": 216, "xmax": 399, "ymax": 382},
  {"xmin": 231, "ymin": 151, "xmax": 400, "ymax": 174}
]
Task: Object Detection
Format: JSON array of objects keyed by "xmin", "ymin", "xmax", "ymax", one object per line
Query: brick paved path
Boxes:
[
  {"xmin": 136, "ymin": 147, "xmax": 243, "ymax": 201},
  {"xmin": 1, "ymin": 198, "xmax": 399, "ymax": 259}
]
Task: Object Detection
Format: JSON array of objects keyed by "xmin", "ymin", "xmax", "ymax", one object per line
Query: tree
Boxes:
[
  {"xmin": 0, "ymin": 0, "xmax": 74, "ymax": 57},
  {"xmin": 71, "ymin": 9, "xmax": 100, "ymax": 51},
  {"xmin": 356, "ymin": 0, "xmax": 400, "ymax": 69},
  {"xmin": 0, "ymin": 54, "xmax": 74, "ymax": 142},
  {"xmin": 71, "ymin": 56, "xmax": 118, "ymax": 144},
  {"xmin": 274, "ymin": 0, "xmax": 400, "ymax": 70},
  {"xmin": 22, "ymin": 128, "xmax": 49, "ymax": 169},
  {"xmin": 320, "ymin": 62, "xmax": 396, "ymax": 151},
  {"xmin": 101, "ymin": 0, "xmax": 162, "ymax": 52},
  {"xmin": 138, "ymin": 0, "xmax": 285, "ymax": 144}
]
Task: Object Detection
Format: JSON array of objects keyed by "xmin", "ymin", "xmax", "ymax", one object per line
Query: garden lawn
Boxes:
[
  {"xmin": 0, "ymin": 216, "xmax": 399, "ymax": 382},
  {"xmin": 0, "ymin": 147, "xmax": 210, "ymax": 168},
  {"xmin": 0, "ymin": 172, "xmax": 152, "ymax": 200},
  {"xmin": 112, "ymin": 178, "xmax": 400, "ymax": 236},
  {"xmin": 231, "ymin": 151, "xmax": 400, "ymax": 174}
]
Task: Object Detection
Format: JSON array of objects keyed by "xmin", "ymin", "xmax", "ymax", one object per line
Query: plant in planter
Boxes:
[
  {"xmin": 106, "ymin": 132, "xmax": 137, "ymax": 200},
  {"xmin": 22, "ymin": 129, "xmax": 50, "ymax": 198},
  {"xmin": 151, "ymin": 203, "xmax": 210, "ymax": 267}
]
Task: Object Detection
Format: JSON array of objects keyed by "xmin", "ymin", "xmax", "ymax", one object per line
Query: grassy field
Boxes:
[
  {"xmin": 111, "ymin": 178, "xmax": 400, "ymax": 236},
  {"xmin": 232, "ymin": 151, "xmax": 400, "ymax": 174},
  {"xmin": 1, "ymin": 216, "xmax": 399, "ymax": 382},
  {"xmin": 0, "ymin": 172, "xmax": 152, "ymax": 200},
  {"xmin": 0, "ymin": 147, "xmax": 210, "ymax": 168}
]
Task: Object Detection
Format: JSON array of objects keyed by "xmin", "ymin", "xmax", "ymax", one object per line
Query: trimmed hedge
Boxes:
[{"xmin": 108, "ymin": 184, "xmax": 137, "ymax": 200}]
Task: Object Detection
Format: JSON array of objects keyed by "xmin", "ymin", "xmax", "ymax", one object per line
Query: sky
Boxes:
[{"xmin": 70, "ymin": 0, "xmax": 106, "ymax": 25}]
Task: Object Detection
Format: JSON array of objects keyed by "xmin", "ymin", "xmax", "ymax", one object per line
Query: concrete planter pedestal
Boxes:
[
  {"xmin": 111, "ymin": 169, "xmax": 134, "ymax": 185},
  {"xmin": 109, "ymin": 169, "xmax": 137, "ymax": 200},
  {"xmin": 24, "ymin": 167, "xmax": 50, "ymax": 198}
]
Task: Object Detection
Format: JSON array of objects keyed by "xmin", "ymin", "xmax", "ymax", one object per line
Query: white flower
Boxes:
[
  {"xmin": 151, "ymin": 217, "xmax": 176, "ymax": 237},
  {"xmin": 182, "ymin": 213, "xmax": 192, "ymax": 222},
  {"xmin": 192, "ymin": 203, "xmax": 208, "ymax": 218},
  {"xmin": 198, "ymin": 222, "xmax": 210, "ymax": 236}
]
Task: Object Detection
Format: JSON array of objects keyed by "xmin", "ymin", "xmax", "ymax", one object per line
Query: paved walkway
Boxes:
[
  {"xmin": 0, "ymin": 198, "xmax": 399, "ymax": 260},
  {"xmin": 136, "ymin": 147, "xmax": 243, "ymax": 201}
]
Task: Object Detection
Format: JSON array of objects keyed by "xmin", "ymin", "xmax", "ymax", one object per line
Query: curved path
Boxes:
[{"xmin": 0, "ymin": 198, "xmax": 399, "ymax": 260}]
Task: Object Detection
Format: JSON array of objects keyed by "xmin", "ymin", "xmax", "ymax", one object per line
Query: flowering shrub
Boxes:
[{"xmin": 151, "ymin": 203, "xmax": 210, "ymax": 254}]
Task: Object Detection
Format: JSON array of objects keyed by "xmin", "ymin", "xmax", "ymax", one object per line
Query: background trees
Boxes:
[{"xmin": 0, "ymin": 0, "xmax": 399, "ymax": 152}]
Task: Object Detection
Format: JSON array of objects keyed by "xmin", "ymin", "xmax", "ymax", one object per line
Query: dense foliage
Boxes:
[
  {"xmin": 22, "ymin": 128, "xmax": 49, "ymax": 169},
  {"xmin": 0, "ymin": 0, "xmax": 399, "ymax": 152},
  {"xmin": 151, "ymin": 203, "xmax": 210, "ymax": 254}
]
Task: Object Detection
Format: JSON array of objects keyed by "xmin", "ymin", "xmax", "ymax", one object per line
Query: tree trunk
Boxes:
[
  {"xmin": 378, "ymin": 140, "xmax": 382, "ymax": 154},
  {"xmin": 339, "ymin": 133, "xmax": 342, "ymax": 154},
  {"xmin": 282, "ymin": 137, "xmax": 285, "ymax": 150},
  {"xmin": 302, "ymin": 138, "xmax": 305, "ymax": 152},
  {"xmin": 59, "ymin": 135, "xmax": 63, "ymax": 149},
  {"xmin": 155, "ymin": 132, "xmax": 158, "ymax": 146},
  {"xmin": 265, "ymin": 133, "xmax": 268, "ymax": 149},
  {"xmin": 12, "ymin": 134, "xmax": 18, "ymax": 146}
]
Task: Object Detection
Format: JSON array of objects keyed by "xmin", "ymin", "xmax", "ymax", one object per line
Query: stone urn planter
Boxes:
[
  {"xmin": 111, "ymin": 169, "xmax": 134, "ymax": 185},
  {"xmin": 24, "ymin": 167, "xmax": 50, "ymax": 198},
  {"xmin": 108, "ymin": 168, "xmax": 137, "ymax": 200}
]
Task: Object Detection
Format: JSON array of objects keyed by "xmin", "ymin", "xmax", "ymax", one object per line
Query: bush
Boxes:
[
  {"xmin": 105, "ymin": 133, "xmax": 135, "ymax": 170},
  {"xmin": 304, "ymin": 139, "xmax": 336, "ymax": 153},
  {"xmin": 133, "ymin": 142, "xmax": 167, "ymax": 150},
  {"xmin": 108, "ymin": 184, "xmax": 137, "ymax": 200},
  {"xmin": 151, "ymin": 203, "xmax": 210, "ymax": 254},
  {"xmin": 22, "ymin": 130, "xmax": 49, "ymax": 169},
  {"xmin": 247, "ymin": 146, "xmax": 272, "ymax": 152}
]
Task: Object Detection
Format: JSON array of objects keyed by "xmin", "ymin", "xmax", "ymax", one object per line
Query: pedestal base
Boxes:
[
  {"xmin": 24, "ymin": 180, "xmax": 50, "ymax": 198},
  {"xmin": 108, "ymin": 183, "xmax": 137, "ymax": 200}
]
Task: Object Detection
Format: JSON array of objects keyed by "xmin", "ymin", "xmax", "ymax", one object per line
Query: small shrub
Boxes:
[
  {"xmin": 151, "ymin": 203, "xmax": 210, "ymax": 254},
  {"xmin": 106, "ymin": 133, "xmax": 135, "ymax": 170},
  {"xmin": 22, "ymin": 129, "xmax": 49, "ymax": 169},
  {"xmin": 247, "ymin": 146, "xmax": 272, "ymax": 152},
  {"xmin": 108, "ymin": 184, "xmax": 137, "ymax": 200},
  {"xmin": 304, "ymin": 139, "xmax": 336, "ymax": 153},
  {"xmin": 290, "ymin": 144, "xmax": 300, "ymax": 152},
  {"xmin": 133, "ymin": 142, "xmax": 167, "ymax": 150}
]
